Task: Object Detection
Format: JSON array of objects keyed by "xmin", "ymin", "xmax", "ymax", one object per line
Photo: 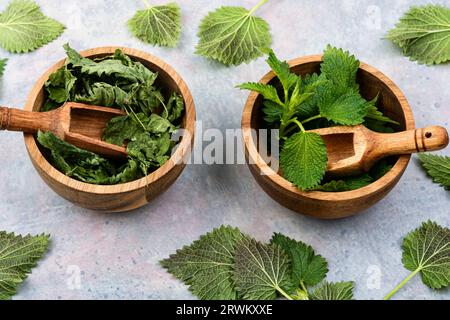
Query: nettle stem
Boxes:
[
  {"xmin": 300, "ymin": 281, "xmax": 308, "ymax": 295},
  {"xmin": 301, "ymin": 114, "xmax": 322, "ymax": 125},
  {"xmin": 383, "ymin": 269, "xmax": 420, "ymax": 300},
  {"xmin": 143, "ymin": 0, "xmax": 151, "ymax": 8},
  {"xmin": 276, "ymin": 286, "xmax": 294, "ymax": 300},
  {"xmin": 249, "ymin": 0, "xmax": 269, "ymax": 16}
]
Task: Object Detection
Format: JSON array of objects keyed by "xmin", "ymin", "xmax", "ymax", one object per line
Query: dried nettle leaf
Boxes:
[{"xmin": 38, "ymin": 44, "xmax": 184, "ymax": 185}]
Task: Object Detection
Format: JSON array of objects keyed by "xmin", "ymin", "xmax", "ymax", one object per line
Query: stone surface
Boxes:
[{"xmin": 0, "ymin": 0, "xmax": 449, "ymax": 300}]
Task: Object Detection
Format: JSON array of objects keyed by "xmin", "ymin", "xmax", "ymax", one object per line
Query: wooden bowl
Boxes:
[
  {"xmin": 242, "ymin": 55, "xmax": 414, "ymax": 219},
  {"xmin": 24, "ymin": 47, "xmax": 196, "ymax": 212}
]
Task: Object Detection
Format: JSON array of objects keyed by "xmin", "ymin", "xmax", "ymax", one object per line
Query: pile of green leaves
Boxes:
[
  {"xmin": 0, "ymin": 0, "xmax": 65, "ymax": 53},
  {"xmin": 0, "ymin": 231, "xmax": 50, "ymax": 300},
  {"xmin": 238, "ymin": 46, "xmax": 399, "ymax": 191},
  {"xmin": 161, "ymin": 226, "xmax": 353, "ymax": 300},
  {"xmin": 37, "ymin": 44, "xmax": 184, "ymax": 185},
  {"xmin": 162, "ymin": 221, "xmax": 450, "ymax": 300},
  {"xmin": 419, "ymin": 153, "xmax": 450, "ymax": 190},
  {"xmin": 387, "ymin": 5, "xmax": 450, "ymax": 65}
]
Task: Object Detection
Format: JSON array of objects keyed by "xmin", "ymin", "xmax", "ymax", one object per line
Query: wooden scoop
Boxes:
[
  {"xmin": 312, "ymin": 124, "xmax": 449, "ymax": 177},
  {"xmin": 0, "ymin": 102, "xmax": 127, "ymax": 158}
]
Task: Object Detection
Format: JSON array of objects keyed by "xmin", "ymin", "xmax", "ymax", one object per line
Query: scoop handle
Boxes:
[
  {"xmin": 0, "ymin": 106, "xmax": 54, "ymax": 133},
  {"xmin": 375, "ymin": 126, "xmax": 449, "ymax": 156}
]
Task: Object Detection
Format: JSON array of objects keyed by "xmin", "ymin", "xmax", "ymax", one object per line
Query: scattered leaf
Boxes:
[
  {"xmin": 310, "ymin": 281, "xmax": 354, "ymax": 300},
  {"xmin": 419, "ymin": 154, "xmax": 450, "ymax": 190},
  {"xmin": 271, "ymin": 233, "xmax": 328, "ymax": 287},
  {"xmin": 233, "ymin": 237, "xmax": 294, "ymax": 300},
  {"xmin": 0, "ymin": 231, "xmax": 50, "ymax": 300},
  {"xmin": 195, "ymin": 3, "xmax": 271, "ymax": 66},
  {"xmin": 0, "ymin": 0, "xmax": 65, "ymax": 53},
  {"xmin": 160, "ymin": 226, "xmax": 244, "ymax": 300},
  {"xmin": 128, "ymin": 2, "xmax": 181, "ymax": 47},
  {"xmin": 387, "ymin": 5, "xmax": 450, "ymax": 65}
]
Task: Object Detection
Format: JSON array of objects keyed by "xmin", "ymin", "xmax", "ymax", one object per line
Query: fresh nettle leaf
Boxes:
[
  {"xmin": 385, "ymin": 221, "xmax": 450, "ymax": 299},
  {"xmin": 0, "ymin": 231, "xmax": 50, "ymax": 300},
  {"xmin": 271, "ymin": 233, "xmax": 328, "ymax": 288},
  {"xmin": 418, "ymin": 154, "xmax": 450, "ymax": 190},
  {"xmin": 266, "ymin": 49, "xmax": 298, "ymax": 100},
  {"xmin": 280, "ymin": 132, "xmax": 328, "ymax": 190},
  {"xmin": 262, "ymin": 100, "xmax": 283, "ymax": 124},
  {"xmin": 315, "ymin": 174, "xmax": 373, "ymax": 192},
  {"xmin": 316, "ymin": 83, "xmax": 368, "ymax": 126},
  {"xmin": 160, "ymin": 226, "xmax": 244, "ymax": 300},
  {"xmin": 233, "ymin": 237, "xmax": 294, "ymax": 300},
  {"xmin": 164, "ymin": 223, "xmax": 450, "ymax": 301},
  {"xmin": 310, "ymin": 281, "xmax": 355, "ymax": 300},
  {"xmin": 0, "ymin": 0, "xmax": 65, "ymax": 53},
  {"xmin": 0, "ymin": 58, "xmax": 6, "ymax": 77},
  {"xmin": 162, "ymin": 225, "xmax": 353, "ymax": 301},
  {"xmin": 296, "ymin": 73, "xmax": 325, "ymax": 120},
  {"xmin": 369, "ymin": 159, "xmax": 393, "ymax": 181},
  {"xmin": 128, "ymin": 1, "xmax": 181, "ymax": 47},
  {"xmin": 195, "ymin": 0, "xmax": 272, "ymax": 66},
  {"xmin": 320, "ymin": 45, "xmax": 360, "ymax": 94},
  {"xmin": 387, "ymin": 5, "xmax": 450, "ymax": 65},
  {"xmin": 365, "ymin": 99, "xmax": 399, "ymax": 126},
  {"xmin": 237, "ymin": 82, "xmax": 283, "ymax": 106},
  {"xmin": 363, "ymin": 95, "xmax": 399, "ymax": 133}
]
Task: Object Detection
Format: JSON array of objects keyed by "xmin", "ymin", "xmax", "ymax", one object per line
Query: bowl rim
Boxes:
[
  {"xmin": 241, "ymin": 54, "xmax": 414, "ymax": 202},
  {"xmin": 24, "ymin": 46, "xmax": 196, "ymax": 195}
]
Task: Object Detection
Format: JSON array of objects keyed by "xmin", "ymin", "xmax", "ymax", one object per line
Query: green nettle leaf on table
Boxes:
[
  {"xmin": 387, "ymin": 5, "xmax": 450, "ymax": 65},
  {"xmin": 310, "ymin": 281, "xmax": 355, "ymax": 300},
  {"xmin": 233, "ymin": 237, "xmax": 294, "ymax": 300},
  {"xmin": 0, "ymin": 231, "xmax": 50, "ymax": 300},
  {"xmin": 271, "ymin": 234, "xmax": 328, "ymax": 288},
  {"xmin": 160, "ymin": 226, "xmax": 244, "ymax": 300},
  {"xmin": 195, "ymin": 0, "xmax": 272, "ymax": 66},
  {"xmin": 0, "ymin": 0, "xmax": 65, "ymax": 53},
  {"xmin": 418, "ymin": 154, "xmax": 450, "ymax": 190},
  {"xmin": 384, "ymin": 221, "xmax": 450, "ymax": 299},
  {"xmin": 238, "ymin": 46, "xmax": 399, "ymax": 191},
  {"xmin": 128, "ymin": 1, "xmax": 181, "ymax": 47},
  {"xmin": 161, "ymin": 225, "xmax": 354, "ymax": 301}
]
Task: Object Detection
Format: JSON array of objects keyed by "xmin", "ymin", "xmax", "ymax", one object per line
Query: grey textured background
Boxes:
[{"xmin": 0, "ymin": 0, "xmax": 449, "ymax": 300}]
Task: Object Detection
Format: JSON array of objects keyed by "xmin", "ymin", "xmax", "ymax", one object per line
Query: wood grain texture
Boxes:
[
  {"xmin": 312, "ymin": 124, "xmax": 448, "ymax": 177},
  {"xmin": 241, "ymin": 55, "xmax": 416, "ymax": 219},
  {"xmin": 23, "ymin": 47, "xmax": 196, "ymax": 212},
  {"xmin": 1, "ymin": 102, "xmax": 128, "ymax": 158}
]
